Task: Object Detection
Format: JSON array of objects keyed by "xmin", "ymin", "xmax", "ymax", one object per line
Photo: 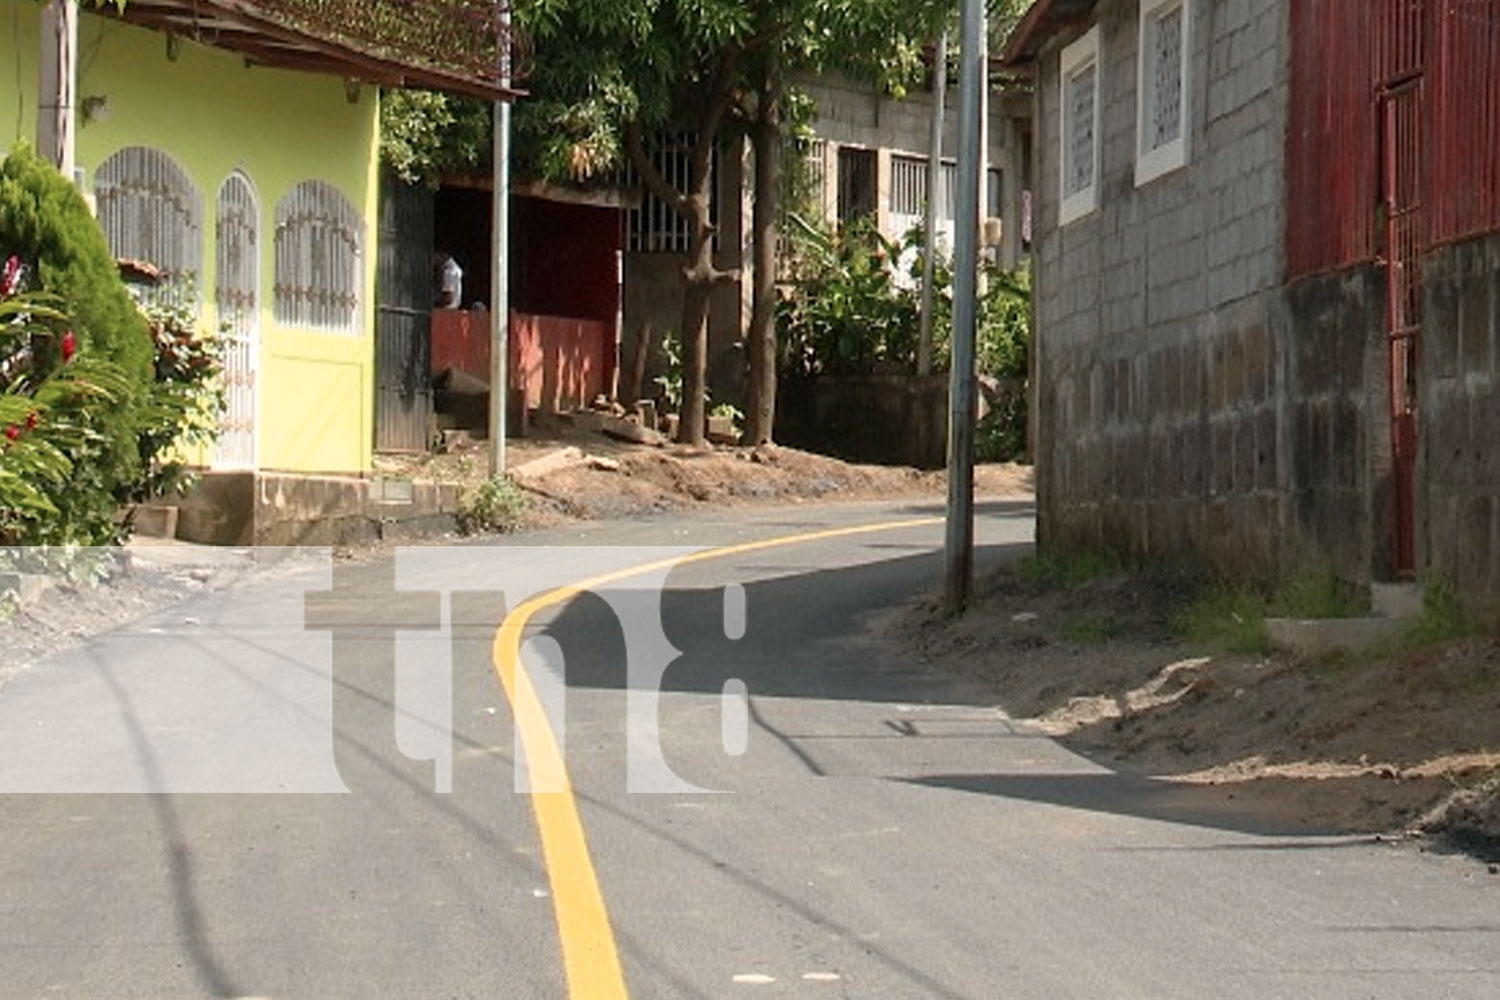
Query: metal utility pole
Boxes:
[
  {"xmin": 488, "ymin": 7, "xmax": 512, "ymax": 478},
  {"xmin": 918, "ymin": 32, "xmax": 948, "ymax": 377},
  {"xmin": 38, "ymin": 0, "xmax": 79, "ymax": 178},
  {"xmin": 944, "ymin": 0, "xmax": 985, "ymax": 611}
]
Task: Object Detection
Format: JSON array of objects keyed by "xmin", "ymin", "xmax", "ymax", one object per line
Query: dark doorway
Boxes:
[{"xmin": 837, "ymin": 146, "xmax": 877, "ymax": 227}]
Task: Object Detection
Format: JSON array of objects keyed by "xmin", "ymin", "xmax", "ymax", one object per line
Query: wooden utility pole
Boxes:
[{"xmin": 38, "ymin": 0, "xmax": 79, "ymax": 178}]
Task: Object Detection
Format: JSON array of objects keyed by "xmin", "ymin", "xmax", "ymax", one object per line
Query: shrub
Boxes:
[
  {"xmin": 131, "ymin": 289, "xmax": 225, "ymax": 503},
  {"xmin": 778, "ymin": 216, "xmax": 918, "ymax": 376},
  {"xmin": 1402, "ymin": 576, "xmax": 1475, "ymax": 647},
  {"xmin": 458, "ymin": 474, "xmax": 528, "ymax": 535},
  {"xmin": 0, "ymin": 145, "xmax": 156, "ymax": 543},
  {"xmin": 0, "ymin": 284, "xmax": 133, "ymax": 543},
  {"xmin": 777, "ymin": 217, "xmax": 1031, "ymax": 460}
]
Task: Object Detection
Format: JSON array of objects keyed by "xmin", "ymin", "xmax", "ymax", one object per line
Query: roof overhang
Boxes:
[
  {"xmin": 101, "ymin": 0, "xmax": 523, "ymax": 101},
  {"xmin": 1001, "ymin": 0, "xmax": 1101, "ymax": 70}
]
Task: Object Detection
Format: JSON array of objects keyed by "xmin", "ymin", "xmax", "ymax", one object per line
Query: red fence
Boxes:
[
  {"xmin": 1428, "ymin": 0, "xmax": 1500, "ymax": 245},
  {"xmin": 510, "ymin": 313, "xmax": 613, "ymax": 413},
  {"xmin": 430, "ymin": 308, "xmax": 613, "ymax": 414},
  {"xmin": 1287, "ymin": 0, "xmax": 1500, "ymax": 279}
]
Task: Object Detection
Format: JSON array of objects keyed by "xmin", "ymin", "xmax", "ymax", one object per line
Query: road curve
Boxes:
[{"xmin": 2, "ymin": 499, "xmax": 1498, "ymax": 999}]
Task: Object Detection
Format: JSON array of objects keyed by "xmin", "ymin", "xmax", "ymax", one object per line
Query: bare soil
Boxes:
[
  {"xmin": 376, "ymin": 416, "xmax": 1033, "ymax": 526},
  {"xmin": 893, "ymin": 568, "xmax": 1500, "ymax": 861}
]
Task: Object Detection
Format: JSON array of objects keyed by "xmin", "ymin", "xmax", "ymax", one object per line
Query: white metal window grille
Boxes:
[
  {"xmin": 94, "ymin": 146, "xmax": 203, "ymax": 298},
  {"xmin": 621, "ymin": 134, "xmax": 718, "ymax": 253},
  {"xmin": 274, "ymin": 180, "xmax": 363, "ymax": 334},
  {"xmin": 1137, "ymin": 0, "xmax": 1190, "ymax": 184},
  {"xmin": 1065, "ymin": 66, "xmax": 1097, "ymax": 197},
  {"xmin": 800, "ymin": 139, "xmax": 828, "ymax": 220},
  {"xmin": 889, "ymin": 154, "xmax": 926, "ymax": 219},
  {"xmin": 214, "ymin": 172, "xmax": 259, "ymax": 468},
  {"xmin": 889, "ymin": 155, "xmax": 962, "ymax": 286},
  {"xmin": 1059, "ymin": 26, "xmax": 1101, "ymax": 224},
  {"xmin": 938, "ymin": 161, "xmax": 958, "ymax": 222},
  {"xmin": 777, "ymin": 139, "xmax": 830, "ymax": 270}
]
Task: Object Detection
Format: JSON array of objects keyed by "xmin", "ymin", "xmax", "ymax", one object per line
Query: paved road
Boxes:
[{"xmin": 1, "ymin": 499, "xmax": 1497, "ymax": 998}]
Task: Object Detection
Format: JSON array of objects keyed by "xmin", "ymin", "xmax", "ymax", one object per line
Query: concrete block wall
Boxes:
[
  {"xmin": 1419, "ymin": 233, "xmax": 1500, "ymax": 610},
  {"xmin": 798, "ymin": 74, "xmax": 1031, "ymax": 267},
  {"xmin": 1032, "ymin": 0, "xmax": 1301, "ymax": 578},
  {"xmin": 1281, "ymin": 266, "xmax": 1391, "ymax": 584}
]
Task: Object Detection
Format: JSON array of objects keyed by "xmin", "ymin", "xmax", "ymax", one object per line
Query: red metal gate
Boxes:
[{"xmin": 1380, "ymin": 80, "xmax": 1423, "ymax": 577}]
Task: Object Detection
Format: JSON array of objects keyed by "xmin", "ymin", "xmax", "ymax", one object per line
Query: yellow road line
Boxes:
[{"xmin": 489, "ymin": 516, "xmax": 944, "ymax": 1000}]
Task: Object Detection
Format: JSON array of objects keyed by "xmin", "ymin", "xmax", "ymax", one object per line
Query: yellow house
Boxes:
[{"xmin": 2, "ymin": 0, "xmax": 514, "ymax": 541}]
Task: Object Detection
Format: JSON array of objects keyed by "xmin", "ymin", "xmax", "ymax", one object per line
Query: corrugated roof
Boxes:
[
  {"xmin": 104, "ymin": 0, "xmax": 524, "ymax": 100},
  {"xmin": 1001, "ymin": 0, "xmax": 1101, "ymax": 69}
]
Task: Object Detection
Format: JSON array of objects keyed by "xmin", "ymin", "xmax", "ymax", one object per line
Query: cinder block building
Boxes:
[
  {"xmin": 1006, "ymin": 0, "xmax": 1500, "ymax": 606},
  {"xmin": 620, "ymin": 70, "xmax": 1033, "ymax": 407}
]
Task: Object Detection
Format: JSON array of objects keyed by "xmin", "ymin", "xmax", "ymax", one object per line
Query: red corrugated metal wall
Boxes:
[
  {"xmin": 1287, "ymin": 0, "xmax": 1500, "ymax": 279},
  {"xmin": 1286, "ymin": 1, "xmax": 1380, "ymax": 277},
  {"xmin": 1429, "ymin": 0, "xmax": 1500, "ymax": 244}
]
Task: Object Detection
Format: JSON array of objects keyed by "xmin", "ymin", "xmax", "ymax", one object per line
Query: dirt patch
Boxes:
[
  {"xmin": 892, "ymin": 569, "xmax": 1500, "ymax": 860},
  {"xmin": 377, "ymin": 417, "xmax": 1033, "ymax": 526}
]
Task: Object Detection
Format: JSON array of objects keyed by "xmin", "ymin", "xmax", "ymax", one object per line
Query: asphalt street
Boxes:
[{"xmin": 1, "ymin": 499, "xmax": 1497, "ymax": 998}]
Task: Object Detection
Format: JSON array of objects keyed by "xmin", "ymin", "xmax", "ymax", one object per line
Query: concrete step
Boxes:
[
  {"xmin": 1264, "ymin": 615, "xmax": 1405, "ymax": 657},
  {"xmin": 132, "ymin": 503, "xmax": 179, "ymax": 540},
  {"xmin": 1371, "ymin": 581, "xmax": 1423, "ymax": 620}
]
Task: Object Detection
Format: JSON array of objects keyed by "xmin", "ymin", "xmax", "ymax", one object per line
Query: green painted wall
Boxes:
[{"xmin": 2, "ymin": 1, "xmax": 381, "ymax": 474}]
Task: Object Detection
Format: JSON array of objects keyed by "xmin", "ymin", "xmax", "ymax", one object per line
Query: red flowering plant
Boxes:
[
  {"xmin": 0, "ymin": 254, "xmax": 131, "ymax": 542},
  {"xmin": 127, "ymin": 286, "xmax": 226, "ymax": 503}
]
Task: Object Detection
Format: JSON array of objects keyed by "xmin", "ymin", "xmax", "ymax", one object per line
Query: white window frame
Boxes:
[
  {"xmin": 1058, "ymin": 26, "xmax": 1102, "ymax": 226},
  {"xmin": 1136, "ymin": 0, "xmax": 1190, "ymax": 186}
]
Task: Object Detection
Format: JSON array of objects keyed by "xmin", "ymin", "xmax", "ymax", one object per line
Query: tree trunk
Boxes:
[
  {"xmin": 679, "ymin": 193, "xmax": 716, "ymax": 447},
  {"xmin": 745, "ymin": 53, "xmax": 782, "ymax": 446},
  {"xmin": 623, "ymin": 51, "xmax": 741, "ymax": 447}
]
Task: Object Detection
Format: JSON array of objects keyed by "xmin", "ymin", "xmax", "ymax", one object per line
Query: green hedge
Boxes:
[{"xmin": 0, "ymin": 145, "xmax": 157, "ymax": 543}]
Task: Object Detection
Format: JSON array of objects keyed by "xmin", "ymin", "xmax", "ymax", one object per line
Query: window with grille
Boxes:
[
  {"xmin": 94, "ymin": 146, "xmax": 203, "ymax": 299},
  {"xmin": 887, "ymin": 155, "xmax": 958, "ymax": 241},
  {"xmin": 620, "ymin": 135, "xmax": 718, "ymax": 253},
  {"xmin": 889, "ymin": 155, "xmax": 926, "ymax": 218},
  {"xmin": 1137, "ymin": 0, "xmax": 1190, "ymax": 184},
  {"xmin": 1059, "ymin": 26, "xmax": 1101, "ymax": 224},
  {"xmin": 273, "ymin": 180, "xmax": 363, "ymax": 334},
  {"xmin": 791, "ymin": 139, "xmax": 829, "ymax": 221}
]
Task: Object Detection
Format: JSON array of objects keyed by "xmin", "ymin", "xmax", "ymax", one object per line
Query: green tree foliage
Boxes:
[
  {"xmin": 510, "ymin": 0, "xmax": 949, "ymax": 444},
  {"xmin": 380, "ymin": 89, "xmax": 493, "ymax": 189}
]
